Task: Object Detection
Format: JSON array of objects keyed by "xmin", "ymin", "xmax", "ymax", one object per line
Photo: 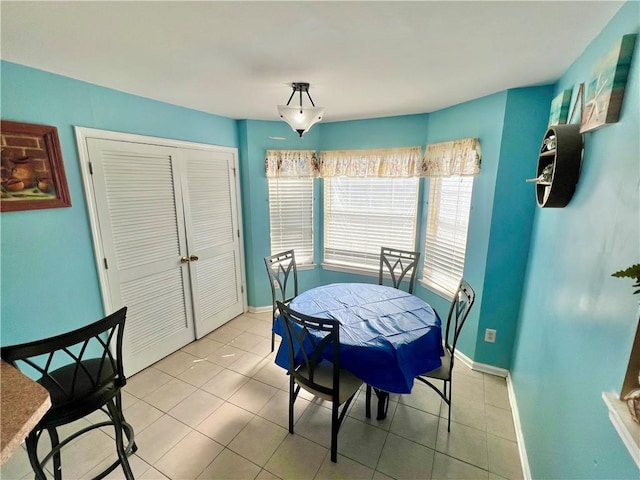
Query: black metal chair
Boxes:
[
  {"xmin": 277, "ymin": 301, "xmax": 363, "ymax": 463},
  {"xmin": 378, "ymin": 246, "xmax": 420, "ymax": 294},
  {"xmin": 415, "ymin": 279, "xmax": 476, "ymax": 431},
  {"xmin": 0, "ymin": 307, "xmax": 136, "ymax": 480},
  {"xmin": 264, "ymin": 249, "xmax": 298, "ymax": 352}
]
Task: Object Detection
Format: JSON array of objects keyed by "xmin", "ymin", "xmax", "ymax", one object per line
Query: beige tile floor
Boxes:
[{"xmin": 1, "ymin": 311, "xmax": 524, "ymax": 480}]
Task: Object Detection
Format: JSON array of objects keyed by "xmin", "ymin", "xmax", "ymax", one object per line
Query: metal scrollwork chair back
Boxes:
[
  {"xmin": 264, "ymin": 249, "xmax": 299, "ymax": 351},
  {"xmin": 378, "ymin": 246, "xmax": 420, "ymax": 294}
]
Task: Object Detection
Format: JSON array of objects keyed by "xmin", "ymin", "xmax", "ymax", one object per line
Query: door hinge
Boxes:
[
  {"xmin": 232, "ymin": 167, "xmax": 236, "ymax": 177},
  {"xmin": 103, "ymin": 257, "xmax": 109, "ymax": 269},
  {"xmin": 89, "ymin": 162, "xmax": 93, "ymax": 175},
  {"xmin": 237, "ymin": 229, "xmax": 240, "ymax": 238},
  {"xmin": 241, "ymin": 285, "xmax": 244, "ymax": 293}
]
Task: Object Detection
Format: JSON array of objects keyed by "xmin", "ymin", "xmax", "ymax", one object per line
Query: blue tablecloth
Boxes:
[{"xmin": 273, "ymin": 283, "xmax": 444, "ymax": 394}]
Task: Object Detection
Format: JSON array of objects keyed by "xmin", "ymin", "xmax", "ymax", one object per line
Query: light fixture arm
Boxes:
[
  {"xmin": 284, "ymin": 83, "xmax": 317, "ymax": 112},
  {"xmin": 285, "ymin": 90, "xmax": 296, "ymax": 106},
  {"xmin": 306, "ymin": 90, "xmax": 316, "ymax": 107}
]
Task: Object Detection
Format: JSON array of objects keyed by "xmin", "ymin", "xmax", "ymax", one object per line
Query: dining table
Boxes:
[{"xmin": 273, "ymin": 282, "xmax": 444, "ymax": 420}]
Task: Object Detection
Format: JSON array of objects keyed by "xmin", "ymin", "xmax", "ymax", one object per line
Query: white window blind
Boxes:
[
  {"xmin": 422, "ymin": 176, "xmax": 474, "ymax": 298},
  {"xmin": 268, "ymin": 178, "xmax": 314, "ymax": 265},
  {"xmin": 324, "ymin": 177, "xmax": 419, "ymax": 271}
]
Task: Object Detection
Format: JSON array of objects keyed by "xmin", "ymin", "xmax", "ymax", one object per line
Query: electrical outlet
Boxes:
[{"xmin": 484, "ymin": 328, "xmax": 497, "ymax": 343}]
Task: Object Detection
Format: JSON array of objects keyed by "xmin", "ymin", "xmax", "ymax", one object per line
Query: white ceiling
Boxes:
[{"xmin": 1, "ymin": 1, "xmax": 624, "ymax": 123}]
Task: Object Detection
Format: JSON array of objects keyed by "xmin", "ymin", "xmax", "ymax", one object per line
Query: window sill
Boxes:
[
  {"xmin": 418, "ymin": 279, "xmax": 455, "ymax": 301},
  {"xmin": 602, "ymin": 392, "xmax": 640, "ymax": 468},
  {"xmin": 321, "ymin": 263, "xmax": 378, "ymax": 278},
  {"xmin": 296, "ymin": 263, "xmax": 316, "ymax": 271}
]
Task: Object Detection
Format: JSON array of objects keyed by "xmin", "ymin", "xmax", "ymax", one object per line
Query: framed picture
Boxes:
[
  {"xmin": 548, "ymin": 88, "xmax": 573, "ymax": 126},
  {"xmin": 1, "ymin": 120, "xmax": 71, "ymax": 212},
  {"xmin": 581, "ymin": 33, "xmax": 637, "ymax": 133}
]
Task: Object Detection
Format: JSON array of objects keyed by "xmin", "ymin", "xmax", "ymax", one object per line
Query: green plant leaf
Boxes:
[
  {"xmin": 612, "ymin": 263, "xmax": 640, "ymax": 279},
  {"xmin": 612, "ymin": 264, "xmax": 640, "ymax": 295}
]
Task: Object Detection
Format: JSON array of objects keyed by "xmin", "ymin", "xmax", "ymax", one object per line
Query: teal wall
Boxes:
[
  {"xmin": 414, "ymin": 89, "xmax": 556, "ymax": 368},
  {"xmin": 319, "ymin": 115, "xmax": 430, "ymax": 150},
  {"xmin": 237, "ymin": 119, "xmax": 321, "ymax": 308},
  {"xmin": 475, "ymin": 86, "xmax": 554, "ymax": 367},
  {"xmin": 511, "ymin": 2, "xmax": 640, "ymax": 478},
  {"xmin": 0, "ymin": 61, "xmax": 237, "ymax": 345},
  {"xmin": 419, "ymin": 92, "xmax": 510, "ymax": 361}
]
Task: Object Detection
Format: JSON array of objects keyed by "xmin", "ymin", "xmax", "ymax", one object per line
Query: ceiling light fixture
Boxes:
[{"xmin": 277, "ymin": 82, "xmax": 324, "ymax": 137}]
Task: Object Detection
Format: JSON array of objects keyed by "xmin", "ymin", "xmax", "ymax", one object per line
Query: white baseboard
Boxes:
[
  {"xmin": 454, "ymin": 349, "xmax": 509, "ymax": 378},
  {"xmin": 248, "ymin": 305, "xmax": 272, "ymax": 314},
  {"xmin": 506, "ymin": 374, "xmax": 532, "ymax": 480},
  {"xmin": 453, "ymin": 348, "xmax": 475, "ymax": 369},
  {"xmin": 454, "ymin": 349, "xmax": 530, "ymax": 479},
  {"xmin": 471, "ymin": 360, "xmax": 509, "ymax": 378}
]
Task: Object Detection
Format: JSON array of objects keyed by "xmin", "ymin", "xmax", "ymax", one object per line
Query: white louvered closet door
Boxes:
[
  {"xmin": 180, "ymin": 148, "xmax": 244, "ymax": 337},
  {"xmin": 87, "ymin": 139, "xmax": 195, "ymax": 375}
]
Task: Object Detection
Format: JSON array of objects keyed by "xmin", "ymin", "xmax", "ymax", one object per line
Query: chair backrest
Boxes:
[
  {"xmin": 443, "ymin": 279, "xmax": 476, "ymax": 356},
  {"xmin": 379, "ymin": 246, "xmax": 420, "ymax": 293},
  {"xmin": 277, "ymin": 301, "xmax": 340, "ymax": 399},
  {"xmin": 0, "ymin": 307, "xmax": 128, "ymax": 407},
  {"xmin": 265, "ymin": 250, "xmax": 299, "ymax": 318}
]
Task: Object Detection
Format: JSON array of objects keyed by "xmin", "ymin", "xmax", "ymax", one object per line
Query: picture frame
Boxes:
[
  {"xmin": 548, "ymin": 88, "xmax": 573, "ymax": 126},
  {"xmin": 1, "ymin": 120, "xmax": 71, "ymax": 212},
  {"xmin": 580, "ymin": 33, "xmax": 637, "ymax": 133}
]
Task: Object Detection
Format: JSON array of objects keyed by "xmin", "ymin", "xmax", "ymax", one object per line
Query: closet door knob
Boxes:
[
  {"xmin": 180, "ymin": 256, "xmax": 190, "ymax": 264},
  {"xmin": 190, "ymin": 255, "xmax": 199, "ymax": 262}
]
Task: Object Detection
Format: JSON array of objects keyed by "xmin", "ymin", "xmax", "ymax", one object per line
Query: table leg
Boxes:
[
  {"xmin": 375, "ymin": 389, "xmax": 390, "ymax": 420},
  {"xmin": 365, "ymin": 385, "xmax": 390, "ymax": 420}
]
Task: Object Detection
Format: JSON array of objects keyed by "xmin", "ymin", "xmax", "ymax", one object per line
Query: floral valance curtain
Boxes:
[
  {"xmin": 265, "ymin": 142, "xmax": 480, "ymax": 179},
  {"xmin": 265, "ymin": 150, "xmax": 319, "ymax": 178},
  {"xmin": 319, "ymin": 146, "xmax": 423, "ymax": 178},
  {"xmin": 419, "ymin": 138, "xmax": 481, "ymax": 177}
]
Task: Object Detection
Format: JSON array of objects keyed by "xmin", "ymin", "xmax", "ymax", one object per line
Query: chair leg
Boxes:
[
  {"xmin": 116, "ymin": 391, "xmax": 138, "ymax": 454},
  {"xmin": 25, "ymin": 431, "xmax": 47, "ymax": 480},
  {"xmin": 106, "ymin": 400, "xmax": 135, "ymax": 480},
  {"xmin": 288, "ymin": 377, "xmax": 295, "ymax": 434},
  {"xmin": 365, "ymin": 386, "xmax": 390, "ymax": 420},
  {"xmin": 445, "ymin": 380, "xmax": 451, "ymax": 432},
  {"xmin": 271, "ymin": 315, "xmax": 276, "ymax": 352},
  {"xmin": 330, "ymin": 402, "xmax": 339, "ymax": 463},
  {"xmin": 365, "ymin": 384, "xmax": 372, "ymax": 418},
  {"xmin": 375, "ymin": 390, "xmax": 390, "ymax": 420},
  {"xmin": 48, "ymin": 427, "xmax": 62, "ymax": 480}
]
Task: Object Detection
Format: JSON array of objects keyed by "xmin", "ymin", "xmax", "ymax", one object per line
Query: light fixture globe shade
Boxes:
[{"xmin": 277, "ymin": 105, "xmax": 325, "ymax": 137}]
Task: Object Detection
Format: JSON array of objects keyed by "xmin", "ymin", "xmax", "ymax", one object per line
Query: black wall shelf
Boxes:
[{"xmin": 534, "ymin": 124, "xmax": 583, "ymax": 208}]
